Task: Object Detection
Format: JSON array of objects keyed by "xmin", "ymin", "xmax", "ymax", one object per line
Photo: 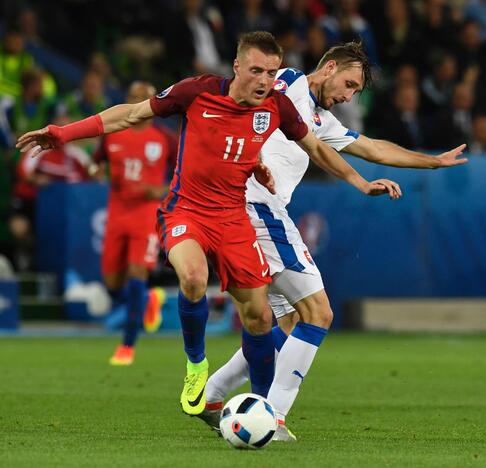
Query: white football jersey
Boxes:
[{"xmin": 245, "ymin": 67, "xmax": 360, "ymax": 209}]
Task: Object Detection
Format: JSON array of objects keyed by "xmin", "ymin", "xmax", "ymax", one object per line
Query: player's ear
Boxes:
[
  {"xmin": 233, "ymin": 58, "xmax": 239, "ymax": 76},
  {"xmin": 323, "ymin": 60, "xmax": 337, "ymax": 76}
]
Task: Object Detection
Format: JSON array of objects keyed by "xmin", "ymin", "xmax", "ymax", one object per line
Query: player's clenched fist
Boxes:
[{"xmin": 253, "ymin": 162, "xmax": 276, "ymax": 194}]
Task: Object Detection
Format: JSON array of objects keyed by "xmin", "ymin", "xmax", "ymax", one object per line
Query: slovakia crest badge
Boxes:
[
  {"xmin": 273, "ymin": 79, "xmax": 288, "ymax": 93},
  {"xmin": 253, "ymin": 112, "xmax": 271, "ymax": 134}
]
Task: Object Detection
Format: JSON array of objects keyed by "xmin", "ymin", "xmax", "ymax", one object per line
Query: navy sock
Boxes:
[
  {"xmin": 242, "ymin": 327, "xmax": 275, "ymax": 397},
  {"xmin": 123, "ymin": 278, "xmax": 147, "ymax": 347},
  {"xmin": 178, "ymin": 291, "xmax": 208, "ymax": 363},
  {"xmin": 108, "ymin": 286, "xmax": 128, "ymax": 310},
  {"xmin": 271, "ymin": 325, "xmax": 288, "ymax": 352}
]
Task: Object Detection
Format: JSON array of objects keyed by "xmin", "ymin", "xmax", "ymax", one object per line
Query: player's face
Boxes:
[
  {"xmin": 232, "ymin": 48, "xmax": 281, "ymax": 106},
  {"xmin": 319, "ymin": 62, "xmax": 364, "ymax": 110},
  {"xmin": 127, "ymin": 83, "xmax": 154, "ymax": 104}
]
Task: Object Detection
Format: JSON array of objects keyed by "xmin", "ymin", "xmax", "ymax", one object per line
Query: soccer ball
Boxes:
[{"xmin": 219, "ymin": 393, "xmax": 277, "ymax": 449}]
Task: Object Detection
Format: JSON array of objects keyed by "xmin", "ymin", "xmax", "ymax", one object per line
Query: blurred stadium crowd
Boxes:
[{"xmin": 1, "ymin": 0, "xmax": 486, "ymax": 273}]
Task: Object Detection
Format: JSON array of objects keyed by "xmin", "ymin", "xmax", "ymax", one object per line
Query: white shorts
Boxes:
[
  {"xmin": 269, "ymin": 268, "xmax": 325, "ymax": 318},
  {"xmin": 246, "ymin": 202, "xmax": 325, "ymax": 319}
]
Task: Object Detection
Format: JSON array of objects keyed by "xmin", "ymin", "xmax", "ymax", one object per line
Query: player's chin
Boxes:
[
  {"xmin": 252, "ymin": 91, "xmax": 268, "ymax": 104},
  {"xmin": 322, "ymin": 99, "xmax": 333, "ymax": 110}
]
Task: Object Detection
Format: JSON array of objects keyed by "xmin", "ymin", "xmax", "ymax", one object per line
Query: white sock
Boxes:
[
  {"xmin": 206, "ymin": 348, "xmax": 249, "ymax": 403},
  {"xmin": 267, "ymin": 322, "xmax": 327, "ymax": 419}
]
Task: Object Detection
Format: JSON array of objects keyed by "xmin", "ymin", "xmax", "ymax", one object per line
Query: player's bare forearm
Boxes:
[
  {"xmin": 99, "ymin": 100, "xmax": 154, "ymax": 133},
  {"xmin": 345, "ymin": 136, "xmax": 468, "ymax": 169},
  {"xmin": 297, "ymin": 132, "xmax": 402, "ymax": 199},
  {"xmin": 298, "ymin": 132, "xmax": 369, "ymax": 192},
  {"xmin": 16, "ymin": 100, "xmax": 154, "ymax": 156}
]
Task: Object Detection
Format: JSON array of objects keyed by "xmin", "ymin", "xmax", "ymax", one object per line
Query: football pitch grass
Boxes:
[{"xmin": 1, "ymin": 333, "xmax": 485, "ymax": 467}]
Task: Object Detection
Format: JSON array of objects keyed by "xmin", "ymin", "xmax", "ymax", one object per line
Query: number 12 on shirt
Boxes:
[{"xmin": 223, "ymin": 136, "xmax": 245, "ymax": 161}]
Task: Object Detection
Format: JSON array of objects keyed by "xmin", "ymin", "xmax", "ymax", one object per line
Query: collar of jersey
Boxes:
[
  {"xmin": 220, "ymin": 77, "xmax": 233, "ymax": 96},
  {"xmin": 308, "ymin": 90, "xmax": 319, "ymax": 109}
]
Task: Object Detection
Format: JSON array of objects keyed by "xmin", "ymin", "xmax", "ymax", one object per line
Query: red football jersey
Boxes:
[
  {"xmin": 150, "ymin": 75, "xmax": 308, "ymax": 220},
  {"xmin": 93, "ymin": 124, "xmax": 175, "ymax": 212}
]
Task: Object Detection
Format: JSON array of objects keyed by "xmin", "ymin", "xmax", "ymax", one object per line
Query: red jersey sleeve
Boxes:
[
  {"xmin": 274, "ymin": 92, "xmax": 308, "ymax": 141},
  {"xmin": 150, "ymin": 75, "xmax": 223, "ymax": 118}
]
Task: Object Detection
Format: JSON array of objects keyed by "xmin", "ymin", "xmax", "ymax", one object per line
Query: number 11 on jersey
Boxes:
[{"xmin": 223, "ymin": 136, "xmax": 245, "ymax": 161}]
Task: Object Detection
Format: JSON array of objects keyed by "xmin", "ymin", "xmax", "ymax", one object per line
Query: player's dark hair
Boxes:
[
  {"xmin": 237, "ymin": 31, "xmax": 283, "ymax": 59},
  {"xmin": 316, "ymin": 41, "xmax": 372, "ymax": 89}
]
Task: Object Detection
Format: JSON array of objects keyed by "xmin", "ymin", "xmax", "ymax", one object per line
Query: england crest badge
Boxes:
[
  {"xmin": 145, "ymin": 142, "xmax": 162, "ymax": 162},
  {"xmin": 253, "ymin": 112, "xmax": 271, "ymax": 134}
]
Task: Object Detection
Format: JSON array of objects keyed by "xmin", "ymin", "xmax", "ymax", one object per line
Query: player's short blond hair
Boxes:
[
  {"xmin": 237, "ymin": 31, "xmax": 283, "ymax": 60},
  {"xmin": 316, "ymin": 42, "xmax": 372, "ymax": 89}
]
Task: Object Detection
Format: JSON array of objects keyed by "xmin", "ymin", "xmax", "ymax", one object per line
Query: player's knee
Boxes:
[
  {"xmin": 299, "ymin": 294, "xmax": 333, "ymax": 329},
  {"xmin": 241, "ymin": 306, "xmax": 273, "ymax": 335},
  {"xmin": 319, "ymin": 305, "xmax": 333, "ymax": 328},
  {"xmin": 308, "ymin": 301, "xmax": 333, "ymax": 328},
  {"xmin": 179, "ymin": 268, "xmax": 207, "ymax": 301}
]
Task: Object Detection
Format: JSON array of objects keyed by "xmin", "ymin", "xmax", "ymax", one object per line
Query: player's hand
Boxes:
[
  {"xmin": 365, "ymin": 179, "xmax": 402, "ymax": 199},
  {"xmin": 436, "ymin": 144, "xmax": 468, "ymax": 167},
  {"xmin": 253, "ymin": 162, "xmax": 276, "ymax": 195},
  {"xmin": 16, "ymin": 125, "xmax": 64, "ymax": 157},
  {"xmin": 143, "ymin": 184, "xmax": 167, "ymax": 200}
]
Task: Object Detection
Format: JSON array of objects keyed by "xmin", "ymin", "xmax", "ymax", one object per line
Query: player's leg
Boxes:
[
  {"xmin": 168, "ymin": 239, "xmax": 210, "ymax": 414},
  {"xmin": 169, "ymin": 239, "xmax": 209, "ymax": 361},
  {"xmin": 109, "ymin": 224, "xmax": 159, "ymax": 364},
  {"xmin": 104, "ymin": 271, "xmax": 128, "ymax": 307},
  {"xmin": 202, "ymin": 294, "xmax": 297, "ymax": 431},
  {"xmin": 102, "ymin": 221, "xmax": 135, "ymax": 365},
  {"xmin": 102, "ymin": 226, "xmax": 128, "ymax": 313},
  {"xmin": 205, "ymin": 293, "xmax": 296, "ymax": 405},
  {"xmin": 227, "ymin": 285, "xmax": 275, "ymax": 398},
  {"xmin": 212, "ymin": 217, "xmax": 275, "ymax": 398},
  {"xmin": 267, "ymin": 269, "xmax": 332, "ymax": 425},
  {"xmin": 158, "ymin": 210, "xmax": 214, "ymax": 414},
  {"xmin": 121, "ymin": 262, "xmax": 149, "ymax": 348},
  {"xmin": 127, "ymin": 230, "xmax": 163, "ymax": 337}
]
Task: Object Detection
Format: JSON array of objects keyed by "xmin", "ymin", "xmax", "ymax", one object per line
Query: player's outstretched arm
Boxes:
[
  {"xmin": 297, "ymin": 131, "xmax": 402, "ymax": 199},
  {"xmin": 16, "ymin": 100, "xmax": 154, "ymax": 157},
  {"xmin": 344, "ymin": 136, "xmax": 468, "ymax": 169}
]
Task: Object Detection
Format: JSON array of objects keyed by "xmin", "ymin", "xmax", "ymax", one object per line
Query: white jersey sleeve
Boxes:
[
  {"xmin": 274, "ymin": 69, "xmax": 313, "ymax": 127},
  {"xmin": 314, "ymin": 108, "xmax": 359, "ymax": 151}
]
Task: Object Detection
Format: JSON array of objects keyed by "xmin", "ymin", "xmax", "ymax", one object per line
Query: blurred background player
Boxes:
[{"xmin": 91, "ymin": 81, "xmax": 177, "ymax": 365}]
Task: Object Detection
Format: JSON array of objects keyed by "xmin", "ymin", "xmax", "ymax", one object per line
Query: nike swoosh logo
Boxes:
[
  {"xmin": 202, "ymin": 110, "xmax": 223, "ymax": 118},
  {"xmin": 262, "ymin": 268, "xmax": 269, "ymax": 277},
  {"xmin": 187, "ymin": 385, "xmax": 206, "ymax": 407}
]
